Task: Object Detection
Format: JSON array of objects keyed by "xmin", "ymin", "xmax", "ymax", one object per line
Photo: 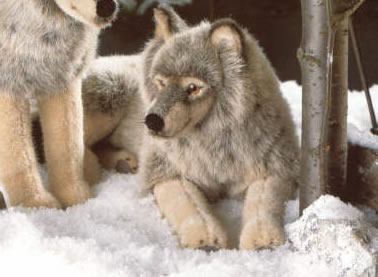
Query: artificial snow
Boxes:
[{"xmin": 0, "ymin": 82, "xmax": 377, "ymax": 276}]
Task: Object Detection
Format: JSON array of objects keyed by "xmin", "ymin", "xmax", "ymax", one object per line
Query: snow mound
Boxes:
[
  {"xmin": 287, "ymin": 195, "xmax": 378, "ymax": 277},
  {"xmin": 300, "ymin": 195, "xmax": 365, "ymax": 221}
]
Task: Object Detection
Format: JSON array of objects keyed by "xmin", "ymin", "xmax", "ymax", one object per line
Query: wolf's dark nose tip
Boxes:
[
  {"xmin": 96, "ymin": 0, "xmax": 116, "ymax": 18},
  {"xmin": 145, "ymin": 113, "xmax": 165, "ymax": 132}
]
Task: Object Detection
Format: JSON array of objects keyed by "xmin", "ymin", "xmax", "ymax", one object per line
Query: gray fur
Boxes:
[
  {"xmin": 140, "ymin": 11, "xmax": 299, "ymax": 200},
  {"xmin": 82, "ymin": 55, "xmax": 145, "ymax": 157},
  {"xmin": 83, "ymin": 70, "xmax": 139, "ymax": 116},
  {"xmin": 0, "ymin": 0, "xmax": 118, "ymax": 99}
]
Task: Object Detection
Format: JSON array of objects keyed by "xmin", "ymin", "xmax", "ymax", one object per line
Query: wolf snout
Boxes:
[
  {"xmin": 145, "ymin": 113, "xmax": 165, "ymax": 133},
  {"xmin": 96, "ymin": 0, "xmax": 117, "ymax": 18}
]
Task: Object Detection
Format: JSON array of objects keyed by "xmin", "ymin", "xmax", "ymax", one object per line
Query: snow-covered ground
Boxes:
[{"xmin": 0, "ymin": 82, "xmax": 377, "ymax": 277}]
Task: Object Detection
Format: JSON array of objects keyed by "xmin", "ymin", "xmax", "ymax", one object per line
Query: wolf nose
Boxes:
[
  {"xmin": 145, "ymin": 114, "xmax": 165, "ymax": 132},
  {"xmin": 96, "ymin": 0, "xmax": 116, "ymax": 18}
]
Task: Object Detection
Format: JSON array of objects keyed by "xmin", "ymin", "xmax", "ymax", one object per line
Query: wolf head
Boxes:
[
  {"xmin": 54, "ymin": 0, "xmax": 118, "ymax": 28},
  {"xmin": 142, "ymin": 5, "xmax": 250, "ymax": 138}
]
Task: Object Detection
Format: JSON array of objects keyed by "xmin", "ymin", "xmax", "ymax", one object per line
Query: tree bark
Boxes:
[
  {"xmin": 298, "ymin": 0, "xmax": 329, "ymax": 213},
  {"xmin": 299, "ymin": 0, "xmax": 365, "ymax": 213},
  {"xmin": 325, "ymin": 17, "xmax": 349, "ymax": 197}
]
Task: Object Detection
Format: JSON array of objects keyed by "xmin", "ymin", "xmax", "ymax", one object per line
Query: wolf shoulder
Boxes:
[{"xmin": 0, "ymin": 0, "xmax": 98, "ymax": 98}]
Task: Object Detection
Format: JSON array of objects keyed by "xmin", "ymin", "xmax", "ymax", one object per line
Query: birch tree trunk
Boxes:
[
  {"xmin": 298, "ymin": 0, "xmax": 329, "ymax": 212},
  {"xmin": 299, "ymin": 0, "xmax": 365, "ymax": 213}
]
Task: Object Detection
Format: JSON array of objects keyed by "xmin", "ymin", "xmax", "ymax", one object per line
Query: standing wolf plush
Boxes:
[
  {"xmin": 139, "ymin": 5, "xmax": 299, "ymax": 250},
  {"xmin": 0, "ymin": 0, "xmax": 118, "ymax": 208}
]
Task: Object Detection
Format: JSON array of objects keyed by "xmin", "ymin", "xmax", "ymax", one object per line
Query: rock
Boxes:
[{"xmin": 286, "ymin": 195, "xmax": 378, "ymax": 277}]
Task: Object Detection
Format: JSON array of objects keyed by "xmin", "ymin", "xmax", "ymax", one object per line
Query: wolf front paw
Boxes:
[
  {"xmin": 115, "ymin": 151, "xmax": 138, "ymax": 174},
  {"xmin": 51, "ymin": 181, "xmax": 92, "ymax": 208},
  {"xmin": 178, "ymin": 214, "xmax": 227, "ymax": 249},
  {"xmin": 239, "ymin": 217, "xmax": 285, "ymax": 250}
]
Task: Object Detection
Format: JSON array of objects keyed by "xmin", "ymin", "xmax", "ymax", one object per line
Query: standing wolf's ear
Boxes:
[
  {"xmin": 153, "ymin": 4, "xmax": 188, "ymax": 41},
  {"xmin": 210, "ymin": 19, "xmax": 245, "ymax": 56}
]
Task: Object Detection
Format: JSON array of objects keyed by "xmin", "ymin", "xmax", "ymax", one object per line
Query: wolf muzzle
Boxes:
[{"xmin": 96, "ymin": 0, "xmax": 117, "ymax": 18}]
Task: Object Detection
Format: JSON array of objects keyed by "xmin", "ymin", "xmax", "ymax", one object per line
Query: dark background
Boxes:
[{"xmin": 99, "ymin": 0, "xmax": 378, "ymax": 91}]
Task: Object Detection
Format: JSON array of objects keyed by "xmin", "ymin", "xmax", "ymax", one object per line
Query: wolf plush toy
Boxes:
[
  {"xmin": 140, "ymin": 5, "xmax": 299, "ymax": 250},
  {"xmin": 0, "ymin": 0, "xmax": 118, "ymax": 208},
  {"xmin": 78, "ymin": 5, "xmax": 299, "ymax": 250}
]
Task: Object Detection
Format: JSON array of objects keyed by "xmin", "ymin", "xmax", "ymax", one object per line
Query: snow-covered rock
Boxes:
[{"xmin": 286, "ymin": 195, "xmax": 378, "ymax": 277}]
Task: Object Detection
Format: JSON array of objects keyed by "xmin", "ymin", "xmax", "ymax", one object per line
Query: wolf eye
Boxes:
[
  {"xmin": 187, "ymin": 83, "xmax": 201, "ymax": 95},
  {"xmin": 157, "ymin": 79, "xmax": 167, "ymax": 88}
]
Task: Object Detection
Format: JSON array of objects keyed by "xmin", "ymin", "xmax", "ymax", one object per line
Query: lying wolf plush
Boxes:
[
  {"xmin": 0, "ymin": 0, "xmax": 118, "ymax": 208},
  {"xmin": 81, "ymin": 5, "xmax": 299, "ymax": 250},
  {"xmin": 140, "ymin": 5, "xmax": 299, "ymax": 250}
]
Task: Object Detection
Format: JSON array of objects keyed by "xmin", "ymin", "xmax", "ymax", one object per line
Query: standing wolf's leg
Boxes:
[
  {"xmin": 0, "ymin": 95, "xmax": 60, "ymax": 208},
  {"xmin": 39, "ymin": 80, "xmax": 91, "ymax": 207},
  {"xmin": 239, "ymin": 177, "xmax": 291, "ymax": 249},
  {"xmin": 154, "ymin": 179, "xmax": 227, "ymax": 249}
]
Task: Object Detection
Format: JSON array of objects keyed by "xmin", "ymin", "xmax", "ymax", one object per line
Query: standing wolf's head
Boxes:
[
  {"xmin": 54, "ymin": 0, "xmax": 118, "ymax": 27},
  {"xmin": 142, "ymin": 5, "xmax": 253, "ymax": 139}
]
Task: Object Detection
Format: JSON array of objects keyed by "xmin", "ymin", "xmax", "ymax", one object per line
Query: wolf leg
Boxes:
[
  {"xmin": 39, "ymin": 80, "xmax": 91, "ymax": 207},
  {"xmin": 0, "ymin": 95, "xmax": 60, "ymax": 208},
  {"xmin": 239, "ymin": 177, "xmax": 290, "ymax": 250},
  {"xmin": 154, "ymin": 179, "xmax": 227, "ymax": 249}
]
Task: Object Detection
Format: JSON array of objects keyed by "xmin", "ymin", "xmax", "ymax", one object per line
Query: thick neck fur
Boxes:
[
  {"xmin": 33, "ymin": 0, "xmax": 65, "ymax": 17},
  {"xmin": 0, "ymin": 0, "xmax": 98, "ymax": 98},
  {"xmin": 1, "ymin": 0, "xmax": 67, "ymax": 22}
]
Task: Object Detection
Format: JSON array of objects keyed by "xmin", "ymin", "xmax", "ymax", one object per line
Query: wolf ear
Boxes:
[
  {"xmin": 153, "ymin": 4, "xmax": 188, "ymax": 41},
  {"xmin": 210, "ymin": 19, "xmax": 245, "ymax": 56}
]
